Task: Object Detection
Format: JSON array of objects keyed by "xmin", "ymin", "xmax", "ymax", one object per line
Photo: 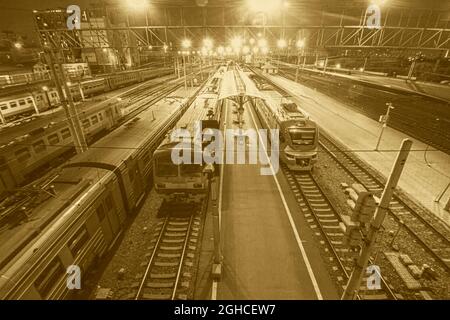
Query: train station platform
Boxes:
[
  {"xmin": 277, "ymin": 61, "xmax": 450, "ymax": 102},
  {"xmin": 214, "ymin": 98, "xmax": 338, "ymax": 299},
  {"xmin": 266, "ymin": 74, "xmax": 450, "ymax": 226}
]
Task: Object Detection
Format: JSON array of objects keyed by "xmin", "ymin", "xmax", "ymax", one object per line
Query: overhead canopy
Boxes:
[{"xmin": 218, "ymin": 70, "xmax": 263, "ymax": 100}]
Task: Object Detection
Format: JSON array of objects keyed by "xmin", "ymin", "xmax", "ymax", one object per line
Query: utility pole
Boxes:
[
  {"xmin": 322, "ymin": 56, "xmax": 328, "ymax": 75},
  {"xmin": 375, "ymin": 102, "xmax": 394, "ymax": 151},
  {"xmin": 45, "ymin": 48, "xmax": 87, "ymax": 154},
  {"xmin": 407, "ymin": 57, "xmax": 417, "ymax": 81},
  {"xmin": 342, "ymin": 138, "xmax": 413, "ymax": 300},
  {"xmin": 183, "ymin": 54, "xmax": 187, "ymax": 90}
]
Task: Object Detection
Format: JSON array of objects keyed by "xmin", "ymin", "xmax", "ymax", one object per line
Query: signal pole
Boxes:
[{"xmin": 342, "ymin": 138, "xmax": 413, "ymax": 300}]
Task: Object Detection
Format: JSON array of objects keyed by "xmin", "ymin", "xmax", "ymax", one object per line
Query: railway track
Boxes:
[
  {"xmin": 134, "ymin": 202, "xmax": 204, "ymax": 300},
  {"xmin": 318, "ymin": 133, "xmax": 450, "ymax": 273},
  {"xmin": 282, "ymin": 166, "xmax": 397, "ymax": 300}
]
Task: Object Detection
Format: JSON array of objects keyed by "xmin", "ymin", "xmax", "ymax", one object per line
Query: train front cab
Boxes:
[
  {"xmin": 281, "ymin": 120, "xmax": 318, "ymax": 171},
  {"xmin": 153, "ymin": 145, "xmax": 209, "ymax": 204}
]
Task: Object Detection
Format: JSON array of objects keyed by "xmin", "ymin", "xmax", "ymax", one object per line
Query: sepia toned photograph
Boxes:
[{"xmin": 0, "ymin": 0, "xmax": 449, "ymax": 306}]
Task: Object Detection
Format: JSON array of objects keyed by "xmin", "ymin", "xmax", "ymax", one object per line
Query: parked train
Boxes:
[
  {"xmin": 153, "ymin": 70, "xmax": 223, "ymax": 203},
  {"xmin": 0, "ymin": 67, "xmax": 172, "ymax": 121},
  {"xmin": 0, "ymin": 90, "xmax": 60, "ymax": 121},
  {"xmin": 0, "ymin": 76, "xmax": 207, "ymax": 299},
  {"xmin": 253, "ymin": 96, "xmax": 319, "ymax": 171},
  {"xmin": 0, "ymin": 102, "xmax": 124, "ymax": 197}
]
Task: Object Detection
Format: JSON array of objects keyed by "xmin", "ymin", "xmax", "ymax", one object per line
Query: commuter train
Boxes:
[
  {"xmin": 153, "ymin": 72, "xmax": 223, "ymax": 203},
  {"xmin": 0, "ymin": 67, "xmax": 172, "ymax": 120},
  {"xmin": 0, "ymin": 81, "xmax": 203, "ymax": 299},
  {"xmin": 0, "ymin": 102, "xmax": 124, "ymax": 196},
  {"xmin": 253, "ymin": 98, "xmax": 319, "ymax": 171}
]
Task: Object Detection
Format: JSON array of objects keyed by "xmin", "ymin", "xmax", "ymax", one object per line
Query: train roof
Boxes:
[
  {"xmin": 218, "ymin": 70, "xmax": 262, "ymax": 101},
  {"xmin": 0, "ymin": 165, "xmax": 101, "ymax": 271},
  {"xmin": 66, "ymin": 92, "xmax": 188, "ymax": 168},
  {"xmin": 260, "ymin": 91, "xmax": 313, "ymax": 124},
  {"xmin": 157, "ymin": 70, "xmax": 222, "ymax": 149}
]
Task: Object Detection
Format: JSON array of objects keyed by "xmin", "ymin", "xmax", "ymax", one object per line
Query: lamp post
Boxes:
[
  {"xmin": 276, "ymin": 38, "xmax": 286, "ymax": 68},
  {"xmin": 295, "ymin": 39, "xmax": 305, "ymax": 82},
  {"xmin": 181, "ymin": 39, "xmax": 191, "ymax": 90}
]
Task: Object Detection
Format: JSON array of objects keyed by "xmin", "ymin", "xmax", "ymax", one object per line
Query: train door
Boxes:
[
  {"xmin": 128, "ymin": 158, "xmax": 145, "ymax": 207},
  {"xmin": 96, "ymin": 202, "xmax": 112, "ymax": 244},
  {"xmin": 104, "ymin": 191, "xmax": 121, "ymax": 236}
]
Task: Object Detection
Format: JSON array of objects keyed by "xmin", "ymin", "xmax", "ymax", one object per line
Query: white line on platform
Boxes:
[
  {"xmin": 210, "ymin": 99, "xmax": 228, "ymax": 301},
  {"xmin": 211, "ymin": 280, "xmax": 218, "ymax": 300},
  {"xmin": 247, "ymin": 101, "xmax": 324, "ymax": 300}
]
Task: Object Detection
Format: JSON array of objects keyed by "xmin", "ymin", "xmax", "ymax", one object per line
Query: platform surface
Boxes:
[{"xmin": 216, "ymin": 97, "xmax": 338, "ymax": 300}]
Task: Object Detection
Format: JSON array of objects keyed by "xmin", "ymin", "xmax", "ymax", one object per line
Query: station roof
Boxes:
[{"xmin": 218, "ymin": 70, "xmax": 263, "ymax": 101}]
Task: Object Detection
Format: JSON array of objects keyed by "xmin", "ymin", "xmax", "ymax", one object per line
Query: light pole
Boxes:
[
  {"xmin": 276, "ymin": 38, "xmax": 287, "ymax": 68},
  {"xmin": 375, "ymin": 102, "xmax": 394, "ymax": 151},
  {"xmin": 181, "ymin": 39, "xmax": 191, "ymax": 90},
  {"xmin": 295, "ymin": 39, "xmax": 305, "ymax": 82}
]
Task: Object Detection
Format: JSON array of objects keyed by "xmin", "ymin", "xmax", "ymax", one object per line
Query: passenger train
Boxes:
[
  {"xmin": 0, "ymin": 74, "xmax": 208, "ymax": 299},
  {"xmin": 251, "ymin": 80, "xmax": 319, "ymax": 171},
  {"xmin": 153, "ymin": 69, "xmax": 224, "ymax": 203},
  {"xmin": 0, "ymin": 67, "xmax": 172, "ymax": 121}
]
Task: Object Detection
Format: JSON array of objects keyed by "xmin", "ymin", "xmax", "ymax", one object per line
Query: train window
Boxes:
[
  {"xmin": 98, "ymin": 113, "xmax": 103, "ymax": 121},
  {"xmin": 33, "ymin": 140, "xmax": 47, "ymax": 153},
  {"xmin": 128, "ymin": 168, "xmax": 135, "ymax": 182},
  {"xmin": 67, "ymin": 226, "xmax": 89, "ymax": 257},
  {"xmin": 19, "ymin": 99, "xmax": 26, "ymax": 106},
  {"xmin": 15, "ymin": 148, "xmax": 31, "ymax": 162},
  {"xmin": 47, "ymin": 133, "xmax": 60, "ymax": 145},
  {"xmin": 180, "ymin": 163, "xmax": 203, "ymax": 177},
  {"xmin": 34, "ymin": 257, "xmax": 65, "ymax": 298},
  {"xmin": 105, "ymin": 193, "xmax": 115, "ymax": 211},
  {"xmin": 288, "ymin": 128, "xmax": 316, "ymax": 146},
  {"xmin": 26, "ymin": 98, "xmax": 33, "ymax": 104},
  {"xmin": 155, "ymin": 153, "xmax": 178, "ymax": 177},
  {"xmin": 9, "ymin": 101, "xmax": 17, "ymax": 108},
  {"xmin": 61, "ymin": 128, "xmax": 71, "ymax": 139},
  {"xmin": 96, "ymin": 204, "xmax": 106, "ymax": 221},
  {"xmin": 91, "ymin": 115, "xmax": 98, "ymax": 124},
  {"xmin": 0, "ymin": 104, "xmax": 7, "ymax": 110},
  {"xmin": 82, "ymin": 119, "xmax": 90, "ymax": 129},
  {"xmin": 51, "ymin": 92, "xmax": 57, "ymax": 98}
]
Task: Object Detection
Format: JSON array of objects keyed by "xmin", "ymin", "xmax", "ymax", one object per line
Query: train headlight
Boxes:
[{"xmin": 285, "ymin": 153, "xmax": 295, "ymax": 160}]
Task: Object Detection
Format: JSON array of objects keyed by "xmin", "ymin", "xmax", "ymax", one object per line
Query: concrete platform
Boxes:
[
  {"xmin": 266, "ymin": 74, "xmax": 450, "ymax": 226},
  {"xmin": 277, "ymin": 61, "xmax": 450, "ymax": 102},
  {"xmin": 214, "ymin": 98, "xmax": 338, "ymax": 300}
]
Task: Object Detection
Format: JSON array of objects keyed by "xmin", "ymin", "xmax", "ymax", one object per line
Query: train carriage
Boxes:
[
  {"xmin": 153, "ymin": 70, "xmax": 224, "ymax": 204},
  {"xmin": 254, "ymin": 98, "xmax": 319, "ymax": 171},
  {"xmin": 0, "ymin": 87, "xmax": 191, "ymax": 299}
]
